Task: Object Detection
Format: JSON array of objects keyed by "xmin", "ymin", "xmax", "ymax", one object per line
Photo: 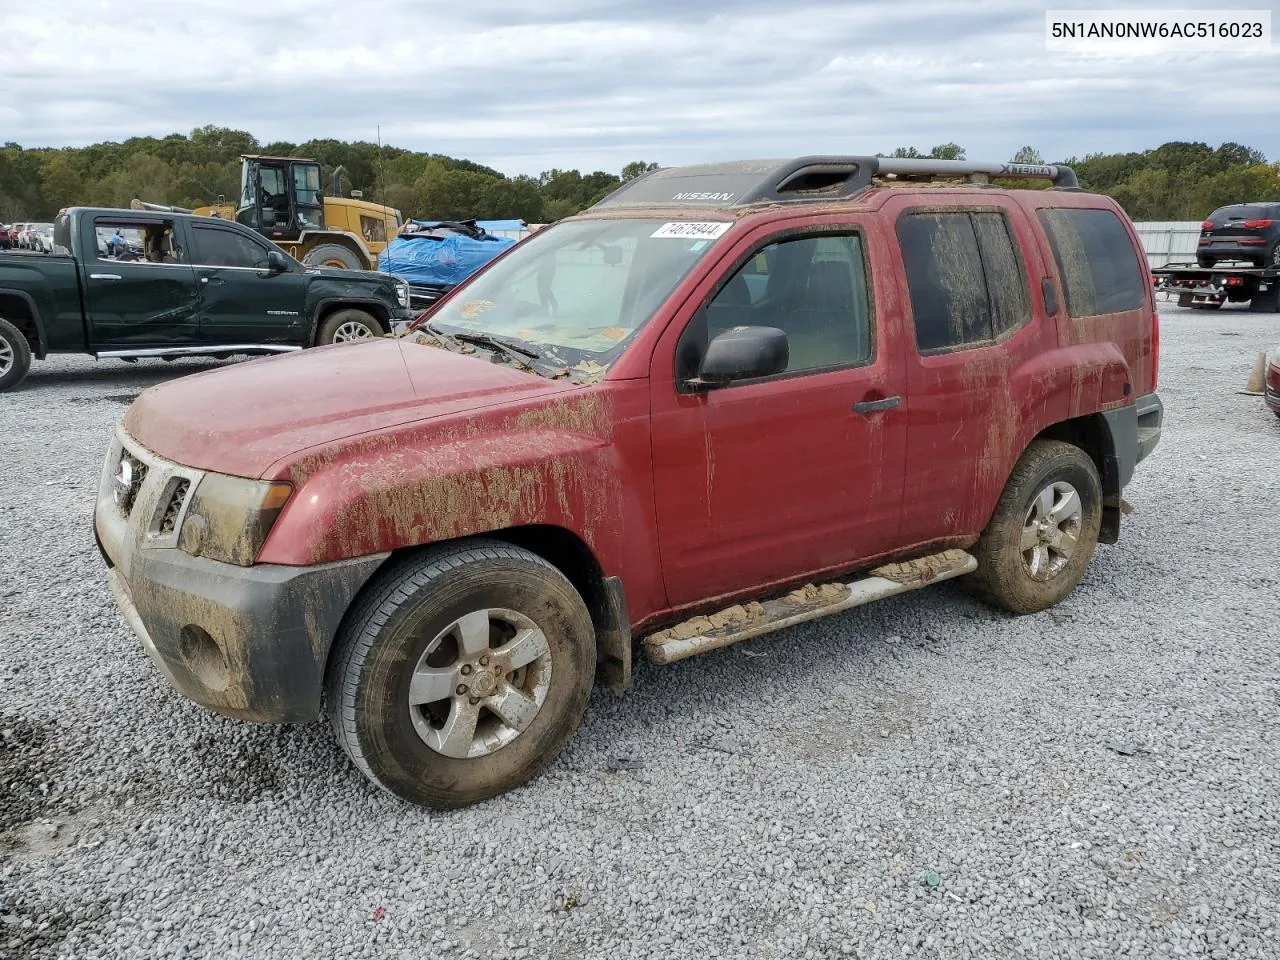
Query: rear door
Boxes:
[
  {"xmin": 884, "ymin": 195, "xmax": 1055, "ymax": 544},
  {"xmin": 82, "ymin": 215, "xmax": 200, "ymax": 347},
  {"xmin": 187, "ymin": 222, "xmax": 309, "ymax": 344},
  {"xmin": 649, "ymin": 217, "xmax": 909, "ymax": 606}
]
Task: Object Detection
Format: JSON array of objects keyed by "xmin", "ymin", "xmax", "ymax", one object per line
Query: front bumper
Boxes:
[{"xmin": 94, "ymin": 426, "xmax": 388, "ymax": 723}]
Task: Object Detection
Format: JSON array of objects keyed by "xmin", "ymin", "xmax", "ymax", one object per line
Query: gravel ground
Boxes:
[{"xmin": 2, "ymin": 304, "xmax": 1279, "ymax": 960}]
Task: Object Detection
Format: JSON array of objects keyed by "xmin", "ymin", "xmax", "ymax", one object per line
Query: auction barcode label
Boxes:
[
  {"xmin": 651, "ymin": 222, "xmax": 734, "ymax": 240},
  {"xmin": 1046, "ymin": 10, "xmax": 1271, "ymax": 52}
]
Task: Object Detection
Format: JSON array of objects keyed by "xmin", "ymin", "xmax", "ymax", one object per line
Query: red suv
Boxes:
[{"xmin": 95, "ymin": 156, "xmax": 1163, "ymax": 807}]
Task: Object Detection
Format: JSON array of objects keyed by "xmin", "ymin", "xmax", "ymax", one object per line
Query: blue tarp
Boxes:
[{"xmin": 378, "ymin": 230, "xmax": 516, "ymax": 287}]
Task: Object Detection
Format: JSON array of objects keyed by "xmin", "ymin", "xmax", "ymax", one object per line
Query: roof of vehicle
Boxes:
[
  {"xmin": 240, "ymin": 154, "xmax": 319, "ymax": 164},
  {"xmin": 590, "ymin": 155, "xmax": 1082, "ymax": 213}
]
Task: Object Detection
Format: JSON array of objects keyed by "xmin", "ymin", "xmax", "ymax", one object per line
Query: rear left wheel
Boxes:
[
  {"xmin": 0, "ymin": 317, "xmax": 33, "ymax": 392},
  {"xmin": 966, "ymin": 440, "xmax": 1103, "ymax": 614},
  {"xmin": 325, "ymin": 541, "xmax": 596, "ymax": 808}
]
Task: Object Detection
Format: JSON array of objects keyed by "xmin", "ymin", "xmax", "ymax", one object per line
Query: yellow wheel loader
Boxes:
[{"xmin": 133, "ymin": 155, "xmax": 401, "ymax": 270}]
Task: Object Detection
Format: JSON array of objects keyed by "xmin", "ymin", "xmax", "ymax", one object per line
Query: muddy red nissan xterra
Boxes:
[{"xmin": 95, "ymin": 156, "xmax": 1162, "ymax": 807}]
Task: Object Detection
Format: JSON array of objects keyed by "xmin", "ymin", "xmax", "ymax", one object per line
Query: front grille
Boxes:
[
  {"xmin": 157, "ymin": 479, "xmax": 190, "ymax": 534},
  {"xmin": 113, "ymin": 450, "xmax": 148, "ymax": 516}
]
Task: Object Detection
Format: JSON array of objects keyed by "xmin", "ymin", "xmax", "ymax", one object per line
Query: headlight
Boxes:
[
  {"xmin": 396, "ymin": 281, "xmax": 410, "ymax": 308},
  {"xmin": 1269, "ymin": 346, "xmax": 1280, "ymax": 368},
  {"xmin": 177, "ymin": 473, "xmax": 292, "ymax": 566}
]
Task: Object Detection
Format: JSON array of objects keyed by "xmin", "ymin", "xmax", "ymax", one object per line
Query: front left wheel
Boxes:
[
  {"xmin": 317, "ymin": 308, "xmax": 382, "ymax": 345},
  {"xmin": 326, "ymin": 541, "xmax": 596, "ymax": 808}
]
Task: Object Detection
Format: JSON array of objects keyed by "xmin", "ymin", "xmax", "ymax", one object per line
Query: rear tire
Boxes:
[
  {"xmin": 317, "ymin": 308, "xmax": 382, "ymax": 345},
  {"xmin": 302, "ymin": 243, "xmax": 363, "ymax": 270},
  {"xmin": 0, "ymin": 317, "xmax": 33, "ymax": 392},
  {"xmin": 966, "ymin": 440, "xmax": 1103, "ymax": 615},
  {"xmin": 1190, "ymin": 300, "xmax": 1223, "ymax": 310},
  {"xmin": 1196, "ymin": 257, "xmax": 1215, "ymax": 268},
  {"xmin": 325, "ymin": 541, "xmax": 596, "ymax": 808}
]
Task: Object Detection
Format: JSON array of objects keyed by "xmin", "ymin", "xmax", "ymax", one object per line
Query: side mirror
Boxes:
[
  {"xmin": 266, "ymin": 249, "xmax": 290, "ymax": 274},
  {"xmin": 696, "ymin": 326, "xmax": 789, "ymax": 387}
]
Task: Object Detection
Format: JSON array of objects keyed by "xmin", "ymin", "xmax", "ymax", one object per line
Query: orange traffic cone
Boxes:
[{"xmin": 1240, "ymin": 352, "xmax": 1266, "ymax": 396}]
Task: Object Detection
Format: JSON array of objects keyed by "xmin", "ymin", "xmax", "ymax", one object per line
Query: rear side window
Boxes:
[
  {"xmin": 897, "ymin": 211, "xmax": 1031, "ymax": 352},
  {"xmin": 1037, "ymin": 208, "xmax": 1145, "ymax": 317}
]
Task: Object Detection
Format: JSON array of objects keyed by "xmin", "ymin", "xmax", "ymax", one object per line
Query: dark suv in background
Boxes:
[{"xmin": 1198, "ymin": 203, "xmax": 1280, "ymax": 268}]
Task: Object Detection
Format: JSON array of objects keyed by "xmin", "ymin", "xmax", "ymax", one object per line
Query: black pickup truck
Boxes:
[{"xmin": 0, "ymin": 207, "xmax": 413, "ymax": 391}]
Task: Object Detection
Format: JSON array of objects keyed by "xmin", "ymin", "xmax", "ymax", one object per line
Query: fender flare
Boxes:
[{"xmin": 0, "ymin": 287, "xmax": 49, "ymax": 358}]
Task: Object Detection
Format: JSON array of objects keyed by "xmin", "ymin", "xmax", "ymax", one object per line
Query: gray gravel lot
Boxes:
[{"xmin": 2, "ymin": 304, "xmax": 1279, "ymax": 960}]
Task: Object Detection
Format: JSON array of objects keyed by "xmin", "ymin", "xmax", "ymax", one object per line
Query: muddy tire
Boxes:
[
  {"xmin": 0, "ymin": 317, "xmax": 33, "ymax": 392},
  {"xmin": 317, "ymin": 308, "xmax": 382, "ymax": 345},
  {"xmin": 325, "ymin": 540, "xmax": 596, "ymax": 808},
  {"xmin": 966, "ymin": 439, "xmax": 1103, "ymax": 615},
  {"xmin": 302, "ymin": 243, "xmax": 363, "ymax": 270}
]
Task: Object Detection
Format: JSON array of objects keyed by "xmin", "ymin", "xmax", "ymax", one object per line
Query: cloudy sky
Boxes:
[{"xmin": 1, "ymin": 0, "xmax": 1278, "ymax": 176}]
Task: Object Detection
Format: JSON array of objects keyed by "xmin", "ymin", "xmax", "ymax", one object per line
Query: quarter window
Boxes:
[
  {"xmin": 192, "ymin": 226, "xmax": 272, "ymax": 269},
  {"xmin": 897, "ymin": 211, "xmax": 1031, "ymax": 352},
  {"xmin": 1037, "ymin": 208, "xmax": 1145, "ymax": 318}
]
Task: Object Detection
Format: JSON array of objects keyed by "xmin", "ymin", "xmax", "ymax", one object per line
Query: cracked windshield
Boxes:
[{"xmin": 418, "ymin": 218, "xmax": 727, "ymax": 373}]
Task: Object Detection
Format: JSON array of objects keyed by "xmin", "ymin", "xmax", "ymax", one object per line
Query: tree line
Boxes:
[{"xmin": 2, "ymin": 126, "xmax": 1277, "ymax": 223}]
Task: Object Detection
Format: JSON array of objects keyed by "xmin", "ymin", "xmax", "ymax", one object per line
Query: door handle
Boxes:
[
  {"xmin": 200, "ymin": 277, "xmax": 225, "ymax": 285},
  {"xmin": 90, "ymin": 273, "xmax": 122, "ymax": 280},
  {"xmin": 853, "ymin": 395, "xmax": 902, "ymax": 415}
]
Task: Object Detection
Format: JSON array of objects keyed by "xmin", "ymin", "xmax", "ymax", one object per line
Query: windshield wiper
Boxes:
[
  {"xmin": 420, "ymin": 318, "xmax": 567, "ymax": 377},
  {"xmin": 450, "ymin": 330, "xmax": 540, "ymax": 359}
]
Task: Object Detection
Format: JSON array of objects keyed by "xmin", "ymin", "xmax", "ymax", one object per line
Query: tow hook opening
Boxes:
[{"xmin": 179, "ymin": 625, "xmax": 231, "ymax": 693}]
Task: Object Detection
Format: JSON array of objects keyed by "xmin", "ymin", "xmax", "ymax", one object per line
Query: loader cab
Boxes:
[{"xmin": 235, "ymin": 156, "xmax": 325, "ymax": 242}]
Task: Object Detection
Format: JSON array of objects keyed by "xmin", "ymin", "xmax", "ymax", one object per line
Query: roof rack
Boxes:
[{"xmin": 590, "ymin": 155, "xmax": 1080, "ymax": 210}]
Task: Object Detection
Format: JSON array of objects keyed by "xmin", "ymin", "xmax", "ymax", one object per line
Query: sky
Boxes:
[{"xmin": 1, "ymin": 0, "xmax": 1278, "ymax": 177}]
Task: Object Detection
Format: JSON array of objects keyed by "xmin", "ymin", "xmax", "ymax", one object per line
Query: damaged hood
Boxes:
[{"xmin": 122, "ymin": 338, "xmax": 574, "ymax": 479}]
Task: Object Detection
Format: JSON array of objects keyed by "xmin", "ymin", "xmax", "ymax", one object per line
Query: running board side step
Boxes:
[
  {"xmin": 642, "ymin": 549, "xmax": 977, "ymax": 665},
  {"xmin": 95, "ymin": 345, "xmax": 302, "ymax": 359}
]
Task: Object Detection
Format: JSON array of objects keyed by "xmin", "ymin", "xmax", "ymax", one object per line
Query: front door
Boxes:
[
  {"xmin": 83, "ymin": 217, "xmax": 199, "ymax": 347},
  {"xmin": 187, "ymin": 223, "xmax": 309, "ymax": 345},
  {"xmin": 649, "ymin": 222, "xmax": 909, "ymax": 608}
]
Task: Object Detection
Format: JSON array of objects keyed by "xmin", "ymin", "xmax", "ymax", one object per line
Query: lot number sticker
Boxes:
[{"xmin": 651, "ymin": 222, "xmax": 733, "ymax": 240}]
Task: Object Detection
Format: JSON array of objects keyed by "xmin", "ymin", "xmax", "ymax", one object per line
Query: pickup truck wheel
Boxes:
[
  {"xmin": 302, "ymin": 243, "xmax": 363, "ymax": 270},
  {"xmin": 0, "ymin": 317, "xmax": 33, "ymax": 392},
  {"xmin": 326, "ymin": 540, "xmax": 596, "ymax": 808},
  {"xmin": 966, "ymin": 440, "xmax": 1102, "ymax": 615},
  {"xmin": 317, "ymin": 309, "xmax": 382, "ymax": 345}
]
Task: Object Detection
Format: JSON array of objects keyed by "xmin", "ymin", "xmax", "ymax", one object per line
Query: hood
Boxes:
[
  {"xmin": 122, "ymin": 339, "xmax": 573, "ymax": 479},
  {"xmin": 304, "ymin": 266, "xmax": 396, "ymax": 284}
]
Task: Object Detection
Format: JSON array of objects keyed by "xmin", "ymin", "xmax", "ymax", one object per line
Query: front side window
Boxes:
[
  {"xmin": 423, "ymin": 218, "xmax": 726, "ymax": 363},
  {"xmin": 697, "ymin": 233, "xmax": 873, "ymax": 376},
  {"xmin": 1037, "ymin": 207, "xmax": 1145, "ymax": 318},
  {"xmin": 191, "ymin": 226, "xmax": 272, "ymax": 269}
]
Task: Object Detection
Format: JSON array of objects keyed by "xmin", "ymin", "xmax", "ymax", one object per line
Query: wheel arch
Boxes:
[
  {"xmin": 1033, "ymin": 413, "xmax": 1123, "ymax": 544},
  {"xmin": 310, "ymin": 299, "xmax": 391, "ymax": 344},
  {"xmin": 0, "ymin": 288, "xmax": 48, "ymax": 358},
  {"xmin": 327, "ymin": 525, "xmax": 631, "ymax": 693}
]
